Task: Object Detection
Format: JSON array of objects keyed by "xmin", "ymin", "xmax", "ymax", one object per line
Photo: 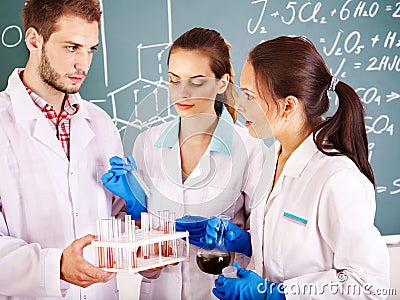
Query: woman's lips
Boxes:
[
  {"xmin": 245, "ymin": 120, "xmax": 252, "ymax": 127},
  {"xmin": 176, "ymin": 103, "xmax": 194, "ymax": 110}
]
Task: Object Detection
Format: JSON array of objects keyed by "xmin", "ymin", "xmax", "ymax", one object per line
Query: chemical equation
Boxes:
[
  {"xmin": 359, "ymin": 87, "xmax": 397, "ymax": 137},
  {"xmin": 376, "ymin": 178, "xmax": 400, "ymax": 195},
  {"xmin": 248, "ymin": 1, "xmax": 400, "ymax": 34},
  {"xmin": 357, "ymin": 87, "xmax": 400, "ymax": 106},
  {"xmin": 247, "ymin": 1, "xmax": 400, "ymax": 76},
  {"xmin": 365, "ymin": 115, "xmax": 394, "ymax": 136},
  {"xmin": 321, "ymin": 30, "xmax": 400, "ymax": 71}
]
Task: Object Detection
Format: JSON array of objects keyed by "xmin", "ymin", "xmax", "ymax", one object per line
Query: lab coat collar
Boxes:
[
  {"xmin": 281, "ymin": 134, "xmax": 318, "ymax": 178},
  {"xmin": 69, "ymin": 101, "xmax": 95, "ymax": 164},
  {"xmin": 154, "ymin": 106, "xmax": 234, "ymax": 155},
  {"xmin": 8, "ymin": 68, "xmax": 43, "ymax": 122},
  {"xmin": 266, "ymin": 135, "xmax": 316, "ymax": 204},
  {"xmin": 154, "ymin": 115, "xmax": 180, "ymax": 148},
  {"xmin": 209, "ymin": 107, "xmax": 234, "ymax": 155}
]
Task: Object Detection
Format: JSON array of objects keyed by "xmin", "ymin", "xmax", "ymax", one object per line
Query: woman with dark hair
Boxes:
[
  {"xmin": 103, "ymin": 27, "xmax": 265, "ymax": 299},
  {"xmin": 209, "ymin": 36, "xmax": 390, "ymax": 299}
]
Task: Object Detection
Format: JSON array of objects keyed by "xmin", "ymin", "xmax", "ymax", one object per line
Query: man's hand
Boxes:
[{"xmin": 60, "ymin": 234, "xmax": 115, "ymax": 288}]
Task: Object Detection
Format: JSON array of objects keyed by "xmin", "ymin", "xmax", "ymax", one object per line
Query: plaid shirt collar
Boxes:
[
  {"xmin": 28, "ymin": 88, "xmax": 80, "ymax": 116},
  {"xmin": 18, "ymin": 69, "xmax": 80, "ymax": 115}
]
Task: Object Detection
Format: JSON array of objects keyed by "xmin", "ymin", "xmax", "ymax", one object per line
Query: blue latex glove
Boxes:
[
  {"xmin": 175, "ymin": 215, "xmax": 208, "ymax": 247},
  {"xmin": 204, "ymin": 216, "xmax": 252, "ymax": 257},
  {"xmin": 212, "ymin": 262, "xmax": 285, "ymax": 300},
  {"xmin": 101, "ymin": 155, "xmax": 146, "ymax": 220}
]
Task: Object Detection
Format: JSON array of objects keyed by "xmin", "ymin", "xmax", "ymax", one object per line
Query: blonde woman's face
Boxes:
[{"xmin": 168, "ymin": 50, "xmax": 221, "ymax": 118}]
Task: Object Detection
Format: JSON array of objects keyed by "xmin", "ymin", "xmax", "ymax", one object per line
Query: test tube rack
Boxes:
[{"xmin": 91, "ymin": 229, "xmax": 190, "ymax": 274}]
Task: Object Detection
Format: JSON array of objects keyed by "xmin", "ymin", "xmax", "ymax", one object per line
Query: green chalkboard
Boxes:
[{"xmin": 1, "ymin": 0, "xmax": 399, "ymax": 235}]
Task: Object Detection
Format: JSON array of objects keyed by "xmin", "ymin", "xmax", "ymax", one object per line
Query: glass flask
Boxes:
[{"xmin": 196, "ymin": 215, "xmax": 231, "ymax": 275}]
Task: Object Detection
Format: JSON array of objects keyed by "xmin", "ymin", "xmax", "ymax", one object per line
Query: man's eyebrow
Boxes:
[
  {"xmin": 64, "ymin": 41, "xmax": 100, "ymax": 48},
  {"xmin": 64, "ymin": 41, "xmax": 83, "ymax": 47}
]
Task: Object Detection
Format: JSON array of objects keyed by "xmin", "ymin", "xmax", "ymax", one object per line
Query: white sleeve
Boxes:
[
  {"xmin": 0, "ymin": 229, "xmax": 64, "ymax": 297},
  {"xmin": 284, "ymin": 168, "xmax": 390, "ymax": 300}
]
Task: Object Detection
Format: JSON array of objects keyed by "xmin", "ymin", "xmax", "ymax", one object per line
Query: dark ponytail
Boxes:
[{"xmin": 314, "ymin": 80, "xmax": 374, "ymax": 185}]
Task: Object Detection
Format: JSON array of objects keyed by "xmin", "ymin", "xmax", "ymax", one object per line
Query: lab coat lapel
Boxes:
[
  {"xmin": 267, "ymin": 176, "xmax": 283, "ymax": 202},
  {"xmin": 268, "ymin": 135, "xmax": 318, "ymax": 202},
  {"xmin": 69, "ymin": 104, "xmax": 95, "ymax": 163},
  {"xmin": 183, "ymin": 153, "xmax": 211, "ymax": 188},
  {"xmin": 148, "ymin": 143, "xmax": 185, "ymax": 216},
  {"xmin": 32, "ymin": 117, "xmax": 68, "ymax": 161},
  {"xmin": 8, "ymin": 70, "xmax": 68, "ymax": 162},
  {"xmin": 161, "ymin": 142, "xmax": 183, "ymax": 189},
  {"xmin": 265, "ymin": 142, "xmax": 283, "ymax": 204}
]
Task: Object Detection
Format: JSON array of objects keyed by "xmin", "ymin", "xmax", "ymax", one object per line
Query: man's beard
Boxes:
[{"xmin": 39, "ymin": 49, "xmax": 84, "ymax": 94}]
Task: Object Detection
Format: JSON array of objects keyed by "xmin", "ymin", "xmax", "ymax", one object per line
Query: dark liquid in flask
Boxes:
[{"xmin": 196, "ymin": 252, "xmax": 231, "ymax": 275}]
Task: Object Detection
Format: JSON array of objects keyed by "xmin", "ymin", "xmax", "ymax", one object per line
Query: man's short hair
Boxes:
[{"xmin": 22, "ymin": 0, "xmax": 102, "ymax": 42}]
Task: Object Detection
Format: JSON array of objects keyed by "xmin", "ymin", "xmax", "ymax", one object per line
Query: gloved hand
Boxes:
[
  {"xmin": 204, "ymin": 216, "xmax": 252, "ymax": 257},
  {"xmin": 101, "ymin": 155, "xmax": 146, "ymax": 220},
  {"xmin": 175, "ymin": 215, "xmax": 208, "ymax": 247},
  {"xmin": 212, "ymin": 262, "xmax": 285, "ymax": 300}
]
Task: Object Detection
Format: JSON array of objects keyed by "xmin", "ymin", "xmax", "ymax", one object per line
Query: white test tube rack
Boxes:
[{"xmin": 91, "ymin": 215, "xmax": 190, "ymax": 274}]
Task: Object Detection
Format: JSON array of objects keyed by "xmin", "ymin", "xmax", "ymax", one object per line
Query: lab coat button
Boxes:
[
  {"xmin": 75, "ymin": 212, "xmax": 79, "ymax": 217},
  {"xmin": 175, "ymin": 276, "xmax": 179, "ymax": 283},
  {"xmin": 69, "ymin": 171, "xmax": 73, "ymax": 175},
  {"xmin": 82, "ymin": 295, "xmax": 87, "ymax": 300}
]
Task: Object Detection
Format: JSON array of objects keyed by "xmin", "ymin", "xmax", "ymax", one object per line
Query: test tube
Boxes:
[
  {"xmin": 105, "ymin": 218, "xmax": 114, "ymax": 268},
  {"xmin": 141, "ymin": 212, "xmax": 150, "ymax": 259},
  {"xmin": 131, "ymin": 220, "xmax": 138, "ymax": 268},
  {"xmin": 96, "ymin": 219, "xmax": 105, "ymax": 268},
  {"xmin": 114, "ymin": 218, "xmax": 122, "ymax": 268},
  {"xmin": 169, "ymin": 212, "xmax": 178, "ymax": 258},
  {"xmin": 123, "ymin": 215, "xmax": 132, "ymax": 269},
  {"xmin": 159, "ymin": 210, "xmax": 169, "ymax": 256},
  {"xmin": 125, "ymin": 214, "xmax": 132, "ymax": 240}
]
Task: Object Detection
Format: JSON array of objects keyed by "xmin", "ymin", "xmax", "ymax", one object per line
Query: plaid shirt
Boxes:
[{"xmin": 21, "ymin": 73, "xmax": 80, "ymax": 159}]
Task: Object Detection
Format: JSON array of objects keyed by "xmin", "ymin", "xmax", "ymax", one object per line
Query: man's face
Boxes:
[{"xmin": 39, "ymin": 15, "xmax": 99, "ymax": 94}]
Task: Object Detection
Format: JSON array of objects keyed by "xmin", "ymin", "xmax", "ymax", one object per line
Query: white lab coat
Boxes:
[
  {"xmin": 250, "ymin": 135, "xmax": 390, "ymax": 299},
  {"xmin": 0, "ymin": 69, "xmax": 125, "ymax": 300},
  {"xmin": 132, "ymin": 108, "xmax": 265, "ymax": 300}
]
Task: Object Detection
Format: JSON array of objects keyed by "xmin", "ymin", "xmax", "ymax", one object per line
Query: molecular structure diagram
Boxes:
[{"xmin": 103, "ymin": 0, "xmax": 176, "ymax": 136}]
